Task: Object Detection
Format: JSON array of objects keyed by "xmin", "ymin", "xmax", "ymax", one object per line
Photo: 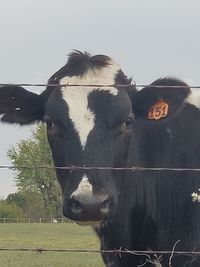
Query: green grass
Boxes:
[{"xmin": 0, "ymin": 223, "xmax": 104, "ymax": 267}]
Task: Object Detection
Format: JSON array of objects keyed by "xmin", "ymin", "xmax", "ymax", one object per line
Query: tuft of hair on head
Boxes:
[
  {"xmin": 67, "ymin": 50, "xmax": 90, "ymax": 66},
  {"xmin": 67, "ymin": 50, "xmax": 112, "ymax": 71}
]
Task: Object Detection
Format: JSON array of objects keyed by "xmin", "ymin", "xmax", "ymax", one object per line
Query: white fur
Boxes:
[
  {"xmin": 62, "ymin": 87, "xmax": 95, "ymax": 149},
  {"xmin": 71, "ymin": 175, "xmax": 93, "ymax": 199},
  {"xmin": 60, "ymin": 61, "xmax": 119, "ymax": 149},
  {"xmin": 60, "ymin": 61, "xmax": 120, "ymax": 88},
  {"xmin": 0, "ymin": 114, "xmax": 5, "ymax": 120},
  {"xmin": 186, "ymin": 91, "xmax": 200, "ymax": 109}
]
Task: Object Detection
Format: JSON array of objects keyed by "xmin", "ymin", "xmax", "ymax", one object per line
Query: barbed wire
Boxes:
[
  {"xmin": 0, "ymin": 247, "xmax": 199, "ymax": 257},
  {"xmin": 0, "ymin": 83, "xmax": 200, "ymax": 89},
  {"xmin": 1, "ymin": 165, "xmax": 200, "ymax": 172},
  {"xmin": 0, "ymin": 238, "xmax": 199, "ymax": 267}
]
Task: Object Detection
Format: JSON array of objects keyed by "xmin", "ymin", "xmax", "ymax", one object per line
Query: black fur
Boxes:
[
  {"xmin": 49, "ymin": 50, "xmax": 114, "ymax": 82},
  {"xmin": 0, "ymin": 85, "xmax": 44, "ymax": 124}
]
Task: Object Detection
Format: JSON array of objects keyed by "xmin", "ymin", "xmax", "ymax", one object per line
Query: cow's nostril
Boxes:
[{"xmin": 70, "ymin": 197, "xmax": 82, "ymax": 215}]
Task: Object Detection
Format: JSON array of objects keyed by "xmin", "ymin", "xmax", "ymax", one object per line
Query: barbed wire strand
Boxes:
[
  {"xmin": 0, "ymin": 83, "xmax": 200, "ymax": 89},
  {"xmin": 1, "ymin": 165, "xmax": 200, "ymax": 172},
  {"xmin": 0, "ymin": 247, "xmax": 200, "ymax": 257}
]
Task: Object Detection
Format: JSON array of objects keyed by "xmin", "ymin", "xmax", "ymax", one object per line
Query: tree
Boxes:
[
  {"xmin": 0, "ymin": 200, "xmax": 23, "ymax": 218},
  {"xmin": 7, "ymin": 124, "xmax": 62, "ymax": 217},
  {"xmin": 7, "ymin": 192, "xmax": 26, "ymax": 207},
  {"xmin": 6, "ymin": 192, "xmax": 46, "ymax": 218}
]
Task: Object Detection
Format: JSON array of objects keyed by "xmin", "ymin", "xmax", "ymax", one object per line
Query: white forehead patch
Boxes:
[
  {"xmin": 60, "ymin": 61, "xmax": 120, "ymax": 149},
  {"xmin": 185, "ymin": 91, "xmax": 200, "ymax": 109},
  {"xmin": 62, "ymin": 87, "xmax": 95, "ymax": 149},
  {"xmin": 70, "ymin": 175, "xmax": 93, "ymax": 199}
]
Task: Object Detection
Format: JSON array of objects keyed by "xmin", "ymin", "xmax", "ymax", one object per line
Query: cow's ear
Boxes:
[
  {"xmin": 132, "ymin": 78, "xmax": 191, "ymax": 122},
  {"xmin": 0, "ymin": 85, "xmax": 45, "ymax": 125}
]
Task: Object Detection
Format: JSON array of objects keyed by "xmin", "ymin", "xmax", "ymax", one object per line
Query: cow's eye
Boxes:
[{"xmin": 124, "ymin": 116, "xmax": 134, "ymax": 128}]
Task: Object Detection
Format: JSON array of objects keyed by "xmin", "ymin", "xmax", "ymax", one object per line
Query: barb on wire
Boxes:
[
  {"xmin": 1, "ymin": 165, "xmax": 200, "ymax": 172},
  {"xmin": 0, "ymin": 83, "xmax": 200, "ymax": 89}
]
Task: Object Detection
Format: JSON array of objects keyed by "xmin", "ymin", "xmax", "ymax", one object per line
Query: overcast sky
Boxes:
[{"xmin": 0, "ymin": 0, "xmax": 200, "ymax": 197}]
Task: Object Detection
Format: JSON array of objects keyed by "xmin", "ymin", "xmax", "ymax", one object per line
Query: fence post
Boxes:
[
  {"xmin": 28, "ymin": 218, "xmax": 31, "ymax": 223},
  {"xmin": 40, "ymin": 218, "xmax": 42, "ymax": 223},
  {"xmin": 3, "ymin": 218, "xmax": 5, "ymax": 224}
]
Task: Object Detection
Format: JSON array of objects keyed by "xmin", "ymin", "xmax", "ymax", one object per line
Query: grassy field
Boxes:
[{"xmin": 0, "ymin": 223, "xmax": 104, "ymax": 267}]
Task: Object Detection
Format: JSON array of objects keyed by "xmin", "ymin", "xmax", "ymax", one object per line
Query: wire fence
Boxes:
[
  {"xmin": 0, "ymin": 217, "xmax": 72, "ymax": 223},
  {"xmin": 0, "ymin": 82, "xmax": 200, "ymax": 89},
  {"xmin": 0, "ymin": 242, "xmax": 200, "ymax": 267},
  {"xmin": 1, "ymin": 165, "xmax": 200, "ymax": 172},
  {"xmin": 1, "ymin": 82, "xmax": 200, "ymax": 265},
  {"xmin": 0, "ymin": 246, "xmax": 199, "ymax": 257},
  {"xmin": 0, "ymin": 164, "xmax": 200, "ymax": 266}
]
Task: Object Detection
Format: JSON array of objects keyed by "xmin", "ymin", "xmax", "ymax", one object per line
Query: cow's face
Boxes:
[
  {"xmin": 0, "ymin": 51, "xmax": 136, "ymax": 225},
  {"xmin": 44, "ymin": 55, "xmax": 135, "ymax": 225}
]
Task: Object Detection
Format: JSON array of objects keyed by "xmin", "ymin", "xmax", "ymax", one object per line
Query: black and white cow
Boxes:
[{"xmin": 1, "ymin": 51, "xmax": 200, "ymax": 266}]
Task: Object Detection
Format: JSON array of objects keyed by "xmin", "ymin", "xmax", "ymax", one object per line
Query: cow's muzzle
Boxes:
[{"xmin": 63, "ymin": 194, "xmax": 114, "ymax": 225}]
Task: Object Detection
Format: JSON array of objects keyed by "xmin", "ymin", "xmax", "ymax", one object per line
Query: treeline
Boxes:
[{"xmin": 0, "ymin": 124, "xmax": 62, "ymax": 218}]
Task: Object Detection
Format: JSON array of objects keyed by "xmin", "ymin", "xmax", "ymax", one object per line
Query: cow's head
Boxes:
[{"xmin": 0, "ymin": 51, "xmax": 136, "ymax": 225}]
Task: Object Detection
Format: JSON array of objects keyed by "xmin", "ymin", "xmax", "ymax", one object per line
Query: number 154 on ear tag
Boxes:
[{"xmin": 148, "ymin": 99, "xmax": 169, "ymax": 120}]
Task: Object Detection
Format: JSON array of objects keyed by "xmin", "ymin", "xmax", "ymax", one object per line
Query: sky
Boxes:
[{"xmin": 0, "ymin": 0, "xmax": 200, "ymax": 197}]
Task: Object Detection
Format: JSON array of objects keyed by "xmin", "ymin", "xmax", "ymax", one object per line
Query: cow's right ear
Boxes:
[
  {"xmin": 131, "ymin": 78, "xmax": 191, "ymax": 122},
  {"xmin": 0, "ymin": 85, "xmax": 45, "ymax": 125}
]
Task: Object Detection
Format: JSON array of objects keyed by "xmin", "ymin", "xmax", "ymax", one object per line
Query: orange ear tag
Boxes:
[{"xmin": 148, "ymin": 99, "xmax": 169, "ymax": 120}]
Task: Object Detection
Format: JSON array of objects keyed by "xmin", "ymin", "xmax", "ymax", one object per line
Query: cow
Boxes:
[{"xmin": 0, "ymin": 51, "xmax": 200, "ymax": 266}]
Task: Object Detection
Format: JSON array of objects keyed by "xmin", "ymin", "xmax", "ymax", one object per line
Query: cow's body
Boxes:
[
  {"xmin": 100, "ymin": 89, "xmax": 200, "ymax": 266},
  {"xmin": 1, "ymin": 51, "xmax": 200, "ymax": 266},
  {"xmin": 95, "ymin": 79, "xmax": 200, "ymax": 267}
]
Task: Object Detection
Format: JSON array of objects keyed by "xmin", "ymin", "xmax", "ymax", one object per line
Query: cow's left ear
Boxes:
[
  {"xmin": 131, "ymin": 78, "xmax": 191, "ymax": 122},
  {"xmin": 0, "ymin": 85, "xmax": 45, "ymax": 125}
]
